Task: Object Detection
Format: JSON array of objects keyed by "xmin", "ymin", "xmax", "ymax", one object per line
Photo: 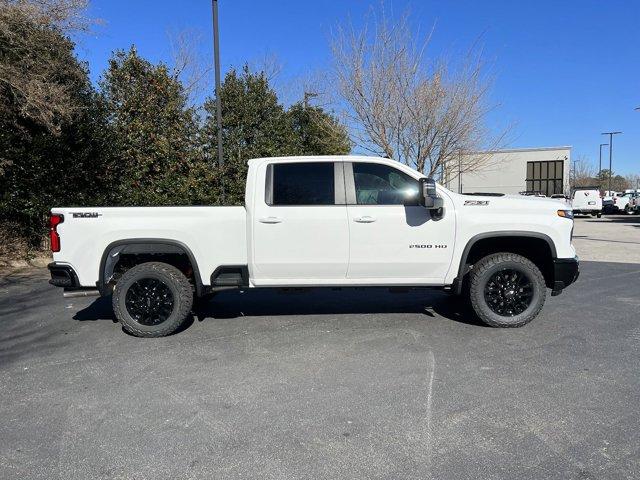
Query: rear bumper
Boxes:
[
  {"xmin": 551, "ymin": 257, "xmax": 579, "ymax": 296},
  {"xmin": 48, "ymin": 262, "xmax": 80, "ymax": 288}
]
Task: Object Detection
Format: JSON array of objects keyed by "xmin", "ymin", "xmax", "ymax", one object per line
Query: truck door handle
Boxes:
[
  {"xmin": 354, "ymin": 216, "xmax": 376, "ymax": 223},
  {"xmin": 259, "ymin": 216, "xmax": 283, "ymax": 224}
]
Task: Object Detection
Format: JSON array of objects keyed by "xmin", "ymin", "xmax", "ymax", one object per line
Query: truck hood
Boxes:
[
  {"xmin": 503, "ymin": 194, "xmax": 566, "ymax": 205},
  {"xmin": 460, "ymin": 193, "xmax": 568, "ymax": 211}
]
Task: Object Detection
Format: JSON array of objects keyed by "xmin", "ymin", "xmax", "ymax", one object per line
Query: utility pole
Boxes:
[
  {"xmin": 212, "ymin": 0, "xmax": 224, "ymax": 199},
  {"xmin": 601, "ymin": 131, "xmax": 622, "ymax": 193},
  {"xmin": 598, "ymin": 143, "xmax": 608, "ymax": 176}
]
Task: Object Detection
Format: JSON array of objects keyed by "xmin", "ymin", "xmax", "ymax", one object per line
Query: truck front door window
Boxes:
[{"xmin": 353, "ymin": 163, "xmax": 420, "ymax": 205}]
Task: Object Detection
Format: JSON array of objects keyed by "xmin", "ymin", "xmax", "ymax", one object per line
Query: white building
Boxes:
[{"xmin": 444, "ymin": 146, "xmax": 571, "ymax": 196}]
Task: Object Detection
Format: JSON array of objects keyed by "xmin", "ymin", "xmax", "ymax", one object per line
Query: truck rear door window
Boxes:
[{"xmin": 270, "ymin": 162, "xmax": 335, "ymax": 205}]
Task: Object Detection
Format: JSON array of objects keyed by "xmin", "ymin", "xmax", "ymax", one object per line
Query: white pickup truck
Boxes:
[
  {"xmin": 571, "ymin": 187, "xmax": 602, "ymax": 217},
  {"xmin": 48, "ymin": 156, "xmax": 579, "ymax": 337}
]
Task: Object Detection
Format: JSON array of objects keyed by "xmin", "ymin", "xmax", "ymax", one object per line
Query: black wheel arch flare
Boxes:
[
  {"xmin": 97, "ymin": 239, "xmax": 204, "ymax": 297},
  {"xmin": 453, "ymin": 231, "xmax": 557, "ymax": 295}
]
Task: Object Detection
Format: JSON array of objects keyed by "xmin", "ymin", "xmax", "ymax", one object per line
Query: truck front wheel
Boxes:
[
  {"xmin": 468, "ymin": 253, "xmax": 546, "ymax": 328},
  {"xmin": 112, "ymin": 262, "xmax": 194, "ymax": 337}
]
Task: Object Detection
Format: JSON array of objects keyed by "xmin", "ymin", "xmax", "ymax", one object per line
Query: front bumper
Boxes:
[{"xmin": 551, "ymin": 256, "xmax": 579, "ymax": 296}]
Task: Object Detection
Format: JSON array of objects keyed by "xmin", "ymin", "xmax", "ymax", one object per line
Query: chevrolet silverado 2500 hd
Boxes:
[{"xmin": 48, "ymin": 156, "xmax": 579, "ymax": 337}]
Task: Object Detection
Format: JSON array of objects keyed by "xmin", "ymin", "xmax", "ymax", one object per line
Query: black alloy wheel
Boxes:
[
  {"xmin": 468, "ymin": 252, "xmax": 546, "ymax": 328},
  {"xmin": 113, "ymin": 262, "xmax": 194, "ymax": 337},
  {"xmin": 483, "ymin": 268, "xmax": 533, "ymax": 316},
  {"xmin": 125, "ymin": 278, "xmax": 175, "ymax": 326}
]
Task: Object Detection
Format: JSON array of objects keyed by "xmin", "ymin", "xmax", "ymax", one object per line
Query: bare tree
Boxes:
[
  {"xmin": 330, "ymin": 7, "xmax": 508, "ymax": 179},
  {"xmin": 249, "ymin": 53, "xmax": 283, "ymax": 83},
  {"xmin": 168, "ymin": 28, "xmax": 212, "ymax": 104},
  {"xmin": 571, "ymin": 155, "xmax": 596, "ymax": 188},
  {"xmin": 624, "ymin": 173, "xmax": 640, "ymax": 190},
  {"xmin": 6, "ymin": 0, "xmax": 93, "ymax": 31},
  {"xmin": 0, "ymin": 0, "xmax": 94, "ymax": 133}
]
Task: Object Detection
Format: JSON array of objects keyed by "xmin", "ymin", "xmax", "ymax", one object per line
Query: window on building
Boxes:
[
  {"xmin": 526, "ymin": 160, "xmax": 564, "ymax": 196},
  {"xmin": 353, "ymin": 162, "xmax": 420, "ymax": 205},
  {"xmin": 269, "ymin": 162, "xmax": 335, "ymax": 205}
]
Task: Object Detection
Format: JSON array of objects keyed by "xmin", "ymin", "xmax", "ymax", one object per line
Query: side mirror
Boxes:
[{"xmin": 420, "ymin": 177, "xmax": 444, "ymax": 210}]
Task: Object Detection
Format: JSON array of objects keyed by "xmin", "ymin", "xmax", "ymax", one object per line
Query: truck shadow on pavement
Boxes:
[{"xmin": 72, "ymin": 288, "xmax": 487, "ymax": 330}]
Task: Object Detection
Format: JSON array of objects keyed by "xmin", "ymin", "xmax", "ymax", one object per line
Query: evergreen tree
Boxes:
[
  {"xmin": 0, "ymin": 2, "xmax": 114, "ymax": 248},
  {"xmin": 200, "ymin": 66, "xmax": 351, "ymax": 205},
  {"xmin": 596, "ymin": 169, "xmax": 629, "ymax": 192},
  {"xmin": 199, "ymin": 66, "xmax": 295, "ymax": 205},
  {"xmin": 1, "ymin": 12, "xmax": 352, "ymax": 254},
  {"xmin": 100, "ymin": 47, "xmax": 199, "ymax": 206},
  {"xmin": 288, "ymin": 102, "xmax": 351, "ymax": 156}
]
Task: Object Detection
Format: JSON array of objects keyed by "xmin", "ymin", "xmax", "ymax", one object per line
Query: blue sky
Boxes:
[{"xmin": 77, "ymin": 0, "xmax": 639, "ymax": 175}]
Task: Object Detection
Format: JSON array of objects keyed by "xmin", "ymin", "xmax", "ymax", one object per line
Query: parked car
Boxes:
[
  {"xmin": 601, "ymin": 191, "xmax": 623, "ymax": 213},
  {"xmin": 602, "ymin": 195, "xmax": 614, "ymax": 213},
  {"xmin": 612, "ymin": 192, "xmax": 635, "ymax": 214},
  {"xmin": 571, "ymin": 187, "xmax": 602, "ymax": 217},
  {"xmin": 630, "ymin": 192, "xmax": 640, "ymax": 214},
  {"xmin": 48, "ymin": 155, "xmax": 579, "ymax": 337}
]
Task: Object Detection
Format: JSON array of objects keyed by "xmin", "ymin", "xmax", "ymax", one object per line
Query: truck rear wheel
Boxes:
[
  {"xmin": 468, "ymin": 253, "xmax": 546, "ymax": 328},
  {"xmin": 112, "ymin": 262, "xmax": 193, "ymax": 337}
]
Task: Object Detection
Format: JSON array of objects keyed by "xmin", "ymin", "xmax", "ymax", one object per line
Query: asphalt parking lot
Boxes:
[
  {"xmin": 572, "ymin": 214, "xmax": 640, "ymax": 264},
  {"xmin": 1, "ymin": 216, "xmax": 639, "ymax": 479}
]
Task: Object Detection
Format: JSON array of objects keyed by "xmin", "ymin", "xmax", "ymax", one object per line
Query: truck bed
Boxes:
[{"xmin": 51, "ymin": 206, "xmax": 247, "ymax": 288}]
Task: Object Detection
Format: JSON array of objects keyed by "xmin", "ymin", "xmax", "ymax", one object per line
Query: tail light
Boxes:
[{"xmin": 49, "ymin": 214, "xmax": 64, "ymax": 252}]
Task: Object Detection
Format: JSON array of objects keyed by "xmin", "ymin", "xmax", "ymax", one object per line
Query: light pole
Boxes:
[
  {"xmin": 598, "ymin": 143, "xmax": 608, "ymax": 177},
  {"xmin": 601, "ymin": 131, "xmax": 622, "ymax": 193},
  {"xmin": 212, "ymin": 0, "xmax": 224, "ymax": 199}
]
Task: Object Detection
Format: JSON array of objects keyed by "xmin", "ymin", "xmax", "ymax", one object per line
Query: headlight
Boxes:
[{"xmin": 557, "ymin": 209, "xmax": 574, "ymax": 219}]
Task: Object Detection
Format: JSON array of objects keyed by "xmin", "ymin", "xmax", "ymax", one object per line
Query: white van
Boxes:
[{"xmin": 572, "ymin": 187, "xmax": 602, "ymax": 217}]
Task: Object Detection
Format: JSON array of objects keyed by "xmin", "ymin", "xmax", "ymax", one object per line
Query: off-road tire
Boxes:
[
  {"xmin": 112, "ymin": 262, "xmax": 193, "ymax": 337},
  {"xmin": 468, "ymin": 253, "xmax": 546, "ymax": 328},
  {"xmin": 625, "ymin": 205, "xmax": 632, "ymax": 214}
]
